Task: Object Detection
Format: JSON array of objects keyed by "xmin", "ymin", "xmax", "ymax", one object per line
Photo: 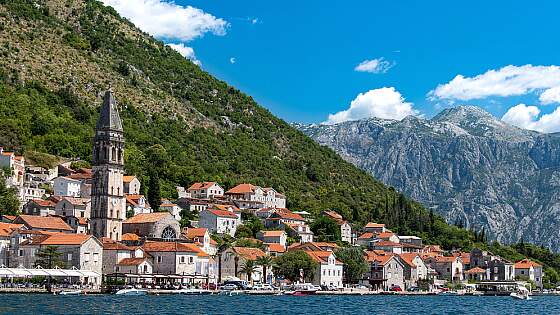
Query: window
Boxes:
[
  {"xmin": 115, "ymin": 266, "xmax": 120, "ymax": 272},
  {"xmin": 84, "ymin": 253, "xmax": 90, "ymax": 262},
  {"xmin": 157, "ymin": 256, "xmax": 163, "ymax": 263},
  {"xmin": 68, "ymin": 253, "xmax": 73, "ymax": 261},
  {"xmin": 93, "ymin": 253, "xmax": 99, "ymax": 263},
  {"xmin": 189, "ymin": 257, "xmax": 194, "ymax": 264},
  {"xmin": 80, "ymin": 211, "xmax": 85, "ymax": 218},
  {"xmin": 180, "ymin": 256, "xmax": 186, "ymax": 264},
  {"xmin": 18, "ymin": 249, "xmax": 23, "ymax": 257},
  {"xmin": 521, "ymin": 270, "xmax": 525, "ymax": 275}
]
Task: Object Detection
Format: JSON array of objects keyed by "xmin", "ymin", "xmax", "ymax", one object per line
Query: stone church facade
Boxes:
[{"xmin": 90, "ymin": 90, "xmax": 126, "ymax": 241}]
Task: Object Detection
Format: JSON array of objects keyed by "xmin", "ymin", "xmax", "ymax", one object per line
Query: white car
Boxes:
[
  {"xmin": 221, "ymin": 283, "xmax": 238, "ymax": 290},
  {"xmin": 252, "ymin": 283, "xmax": 275, "ymax": 291}
]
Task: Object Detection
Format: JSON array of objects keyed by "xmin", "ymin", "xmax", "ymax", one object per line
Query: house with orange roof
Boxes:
[
  {"xmin": 10, "ymin": 233, "xmax": 103, "ymax": 285},
  {"xmin": 122, "ymin": 212, "xmax": 181, "ymax": 240},
  {"xmin": 264, "ymin": 243, "xmax": 286, "ymax": 257},
  {"xmin": 424, "ymin": 255, "xmax": 464, "ymax": 282},
  {"xmin": 220, "ymin": 246, "xmax": 267, "ymax": 283},
  {"xmin": 125, "ymin": 194, "xmax": 152, "ymax": 216},
  {"xmin": 256, "ymin": 230, "xmax": 287, "ymax": 247},
  {"xmin": 364, "ymin": 222, "xmax": 387, "ymax": 234},
  {"xmin": 188, "ymin": 182, "xmax": 224, "ymax": 199},
  {"xmin": 123, "ymin": 175, "xmax": 141, "ymax": 195},
  {"xmin": 116, "ymin": 257, "xmax": 153, "ymax": 276},
  {"xmin": 143, "ymin": 241, "xmax": 215, "ymax": 284},
  {"xmin": 0, "ymin": 147, "xmax": 25, "ymax": 187},
  {"xmin": 101, "ymin": 238, "xmax": 145, "ymax": 274},
  {"xmin": 303, "ymin": 249, "xmax": 343, "ymax": 288},
  {"xmin": 282, "ymin": 222, "xmax": 314, "ymax": 243},
  {"xmin": 0, "ymin": 222, "xmax": 23, "ymax": 266},
  {"xmin": 13, "ymin": 214, "xmax": 73, "ymax": 233},
  {"xmin": 23, "ymin": 199, "xmax": 56, "ymax": 217},
  {"xmin": 199, "ymin": 206, "xmax": 240, "ymax": 237},
  {"xmin": 514, "ymin": 258, "xmax": 543, "ymax": 288},
  {"xmin": 55, "ymin": 196, "xmax": 91, "ymax": 219},
  {"xmin": 321, "ymin": 210, "xmax": 353, "ymax": 244},
  {"xmin": 470, "ymin": 248, "xmax": 515, "ymax": 282},
  {"xmin": 159, "ymin": 203, "xmax": 182, "ymax": 221},
  {"xmin": 464, "ymin": 267, "xmax": 488, "ymax": 282},
  {"xmin": 363, "ymin": 250, "xmax": 405, "ymax": 291},
  {"xmin": 398, "ymin": 253, "xmax": 429, "ymax": 288},
  {"xmin": 183, "ymin": 227, "xmax": 217, "ymax": 255},
  {"xmin": 225, "ymin": 183, "xmax": 286, "ymax": 209},
  {"xmin": 371, "ymin": 240, "xmax": 403, "ymax": 254}
]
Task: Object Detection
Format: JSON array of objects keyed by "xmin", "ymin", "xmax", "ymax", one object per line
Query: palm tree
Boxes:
[
  {"xmin": 215, "ymin": 236, "xmax": 233, "ymax": 283},
  {"xmin": 256, "ymin": 255, "xmax": 275, "ymax": 284},
  {"xmin": 240, "ymin": 259, "xmax": 258, "ymax": 285}
]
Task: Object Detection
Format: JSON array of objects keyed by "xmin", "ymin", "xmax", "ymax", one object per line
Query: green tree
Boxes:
[
  {"xmin": 147, "ymin": 169, "xmax": 161, "ymax": 211},
  {"xmin": 234, "ymin": 225, "xmax": 254, "ymax": 239},
  {"xmin": 273, "ymin": 250, "xmax": 318, "ymax": 282},
  {"xmin": 256, "ymin": 255, "xmax": 275, "ymax": 284},
  {"xmin": 0, "ymin": 171, "xmax": 20, "ymax": 216},
  {"xmin": 310, "ymin": 216, "xmax": 341, "ymax": 242},
  {"xmin": 335, "ymin": 247, "xmax": 368, "ymax": 284},
  {"xmin": 240, "ymin": 259, "xmax": 258, "ymax": 284},
  {"xmin": 35, "ymin": 246, "xmax": 65, "ymax": 269}
]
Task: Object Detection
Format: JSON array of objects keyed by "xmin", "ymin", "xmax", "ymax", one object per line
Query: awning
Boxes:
[{"xmin": 0, "ymin": 267, "xmax": 101, "ymax": 278}]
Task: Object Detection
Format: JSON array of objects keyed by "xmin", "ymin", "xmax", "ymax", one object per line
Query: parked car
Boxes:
[
  {"xmin": 389, "ymin": 285, "xmax": 402, "ymax": 292},
  {"xmin": 252, "ymin": 283, "xmax": 275, "ymax": 291},
  {"xmin": 223, "ymin": 280, "xmax": 250, "ymax": 290},
  {"xmin": 321, "ymin": 284, "xmax": 338, "ymax": 291},
  {"xmin": 407, "ymin": 286, "xmax": 420, "ymax": 292},
  {"xmin": 220, "ymin": 283, "xmax": 238, "ymax": 290}
]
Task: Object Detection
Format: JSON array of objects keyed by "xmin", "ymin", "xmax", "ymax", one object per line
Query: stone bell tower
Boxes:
[{"xmin": 90, "ymin": 90, "xmax": 125, "ymax": 241}]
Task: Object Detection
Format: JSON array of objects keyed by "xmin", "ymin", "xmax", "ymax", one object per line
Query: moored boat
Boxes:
[
  {"xmin": 285, "ymin": 283, "xmax": 317, "ymax": 296},
  {"xmin": 510, "ymin": 286, "xmax": 532, "ymax": 300},
  {"xmin": 115, "ymin": 288, "xmax": 149, "ymax": 296},
  {"xmin": 58, "ymin": 290, "xmax": 82, "ymax": 295}
]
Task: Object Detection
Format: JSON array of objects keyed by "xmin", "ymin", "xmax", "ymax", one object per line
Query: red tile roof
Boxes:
[
  {"xmin": 259, "ymin": 230, "xmax": 285, "ymax": 237},
  {"xmin": 2, "ymin": 215, "xmax": 16, "ymax": 222},
  {"xmin": 125, "ymin": 194, "xmax": 144, "ymax": 206},
  {"xmin": 123, "ymin": 212, "xmax": 171, "ymax": 224},
  {"xmin": 273, "ymin": 210, "xmax": 304, "ymax": 221},
  {"xmin": 184, "ymin": 228, "xmax": 208, "ymax": 239},
  {"xmin": 398, "ymin": 253, "xmax": 420, "ymax": 267},
  {"xmin": 0, "ymin": 223, "xmax": 23, "ymax": 237},
  {"xmin": 118, "ymin": 257, "xmax": 148, "ymax": 266},
  {"xmin": 365, "ymin": 222, "xmax": 385, "ymax": 229},
  {"xmin": 123, "ymin": 176, "xmax": 137, "ymax": 183},
  {"xmin": 102, "ymin": 239, "xmax": 134, "ymax": 250},
  {"xmin": 121, "ymin": 233, "xmax": 140, "ymax": 241},
  {"xmin": 435, "ymin": 256, "xmax": 459, "ymax": 263},
  {"xmin": 358, "ymin": 232, "xmax": 375, "ymax": 239},
  {"xmin": 365, "ymin": 250, "xmax": 395, "ymax": 265},
  {"xmin": 233, "ymin": 246, "xmax": 266, "ymax": 260},
  {"xmin": 226, "ymin": 183, "xmax": 257, "ymax": 194},
  {"xmin": 34, "ymin": 233, "xmax": 92, "ymax": 245},
  {"xmin": 376, "ymin": 232, "xmax": 396, "ymax": 239},
  {"xmin": 188, "ymin": 182, "xmax": 217, "ymax": 190},
  {"xmin": 465, "ymin": 267, "xmax": 486, "ymax": 274},
  {"xmin": 15, "ymin": 215, "xmax": 73, "ymax": 231},
  {"xmin": 515, "ymin": 258, "xmax": 542, "ymax": 269},
  {"xmin": 61, "ymin": 197, "xmax": 89, "ymax": 206},
  {"xmin": 207, "ymin": 209, "xmax": 238, "ymax": 218},
  {"xmin": 30, "ymin": 199, "xmax": 56, "ymax": 207},
  {"xmin": 323, "ymin": 210, "xmax": 343, "ymax": 220},
  {"xmin": 143, "ymin": 241, "xmax": 208, "ymax": 256},
  {"xmin": 265, "ymin": 243, "xmax": 286, "ymax": 253},
  {"xmin": 305, "ymin": 250, "xmax": 342, "ymax": 264},
  {"xmin": 373, "ymin": 241, "xmax": 402, "ymax": 247}
]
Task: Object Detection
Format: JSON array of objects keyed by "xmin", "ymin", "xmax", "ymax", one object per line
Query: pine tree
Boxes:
[{"xmin": 147, "ymin": 169, "xmax": 161, "ymax": 211}]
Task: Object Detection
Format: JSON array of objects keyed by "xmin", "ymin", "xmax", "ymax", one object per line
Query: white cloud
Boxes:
[
  {"xmin": 502, "ymin": 104, "xmax": 560, "ymax": 133},
  {"xmin": 166, "ymin": 43, "xmax": 200, "ymax": 65},
  {"xmin": 325, "ymin": 87, "xmax": 417, "ymax": 124},
  {"xmin": 354, "ymin": 58, "xmax": 394, "ymax": 74},
  {"xmin": 229, "ymin": 57, "xmax": 236, "ymax": 64},
  {"xmin": 540, "ymin": 86, "xmax": 560, "ymax": 105},
  {"xmin": 101, "ymin": 0, "xmax": 228, "ymax": 42},
  {"xmin": 430, "ymin": 65, "xmax": 560, "ymax": 104}
]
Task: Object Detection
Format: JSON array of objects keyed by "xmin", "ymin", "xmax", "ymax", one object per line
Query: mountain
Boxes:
[
  {"xmin": 0, "ymin": 0, "xmax": 475, "ymax": 247},
  {"xmin": 297, "ymin": 106, "xmax": 560, "ymax": 250}
]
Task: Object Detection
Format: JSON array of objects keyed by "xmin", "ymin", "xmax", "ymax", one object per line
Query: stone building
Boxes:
[
  {"xmin": 90, "ymin": 90, "xmax": 126, "ymax": 241},
  {"xmin": 122, "ymin": 212, "xmax": 180, "ymax": 240}
]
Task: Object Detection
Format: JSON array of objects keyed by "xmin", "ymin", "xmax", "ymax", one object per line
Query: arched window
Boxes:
[
  {"xmin": 161, "ymin": 226, "xmax": 176, "ymax": 240},
  {"xmin": 112, "ymin": 147, "xmax": 116, "ymax": 161},
  {"xmin": 118, "ymin": 148, "xmax": 123, "ymax": 163},
  {"xmin": 94, "ymin": 147, "xmax": 99, "ymax": 163},
  {"xmin": 103, "ymin": 147, "xmax": 108, "ymax": 160}
]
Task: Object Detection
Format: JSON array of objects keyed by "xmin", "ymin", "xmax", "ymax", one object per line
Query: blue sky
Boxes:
[{"xmin": 102, "ymin": 0, "xmax": 560, "ymax": 132}]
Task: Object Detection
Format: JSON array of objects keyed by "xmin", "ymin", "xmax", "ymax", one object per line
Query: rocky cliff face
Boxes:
[{"xmin": 297, "ymin": 106, "xmax": 560, "ymax": 250}]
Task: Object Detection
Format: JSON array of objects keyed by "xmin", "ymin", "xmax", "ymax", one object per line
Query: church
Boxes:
[{"xmin": 90, "ymin": 90, "xmax": 126, "ymax": 241}]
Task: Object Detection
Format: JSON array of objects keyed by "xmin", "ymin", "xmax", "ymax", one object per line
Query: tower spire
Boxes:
[{"xmin": 96, "ymin": 90, "xmax": 123, "ymax": 131}]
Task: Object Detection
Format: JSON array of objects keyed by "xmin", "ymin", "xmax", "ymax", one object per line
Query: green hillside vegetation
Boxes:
[{"xmin": 0, "ymin": 0, "xmax": 559, "ymax": 287}]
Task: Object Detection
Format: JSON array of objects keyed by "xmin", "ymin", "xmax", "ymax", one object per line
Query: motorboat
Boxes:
[
  {"xmin": 510, "ymin": 286, "xmax": 531, "ymax": 300},
  {"xmin": 285, "ymin": 283, "xmax": 317, "ymax": 296},
  {"xmin": 57, "ymin": 290, "xmax": 82, "ymax": 295},
  {"xmin": 115, "ymin": 288, "xmax": 149, "ymax": 295},
  {"xmin": 173, "ymin": 288, "xmax": 213, "ymax": 295}
]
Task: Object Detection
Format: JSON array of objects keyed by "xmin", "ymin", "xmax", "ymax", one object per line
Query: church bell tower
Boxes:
[{"xmin": 91, "ymin": 90, "xmax": 125, "ymax": 241}]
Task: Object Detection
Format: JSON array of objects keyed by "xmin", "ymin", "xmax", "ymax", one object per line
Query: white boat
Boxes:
[
  {"xmin": 115, "ymin": 288, "xmax": 149, "ymax": 295},
  {"xmin": 58, "ymin": 290, "xmax": 82, "ymax": 295},
  {"xmin": 284, "ymin": 283, "xmax": 317, "ymax": 296},
  {"xmin": 173, "ymin": 288, "xmax": 213, "ymax": 295},
  {"xmin": 510, "ymin": 286, "xmax": 532, "ymax": 300}
]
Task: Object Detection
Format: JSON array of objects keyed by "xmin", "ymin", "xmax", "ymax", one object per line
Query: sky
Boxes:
[{"xmin": 101, "ymin": 0, "xmax": 560, "ymax": 132}]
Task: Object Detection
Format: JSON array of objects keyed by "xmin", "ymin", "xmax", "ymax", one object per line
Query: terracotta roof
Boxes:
[
  {"xmin": 77, "ymin": 217, "xmax": 88, "ymax": 225},
  {"xmin": 423, "ymin": 245, "xmax": 443, "ymax": 253},
  {"xmin": 272, "ymin": 210, "xmax": 304, "ymax": 221},
  {"xmin": 29, "ymin": 199, "xmax": 56, "ymax": 207},
  {"xmin": 213, "ymin": 204, "xmax": 240, "ymax": 212},
  {"xmin": 365, "ymin": 250, "xmax": 395, "ymax": 265},
  {"xmin": 122, "ymin": 233, "xmax": 140, "ymax": 241},
  {"xmin": 259, "ymin": 230, "xmax": 285, "ymax": 237},
  {"xmin": 123, "ymin": 212, "xmax": 171, "ymax": 224},
  {"xmin": 2, "ymin": 215, "xmax": 16, "ymax": 222},
  {"xmin": 312, "ymin": 242, "xmax": 339, "ymax": 249},
  {"xmin": 265, "ymin": 243, "xmax": 286, "ymax": 253},
  {"xmin": 376, "ymin": 232, "xmax": 396, "ymax": 239},
  {"xmin": 206, "ymin": 209, "xmax": 238, "ymax": 218},
  {"xmin": 0, "ymin": 223, "xmax": 23, "ymax": 237},
  {"xmin": 465, "ymin": 267, "xmax": 486, "ymax": 274},
  {"xmin": 15, "ymin": 215, "xmax": 73, "ymax": 231},
  {"xmin": 233, "ymin": 246, "xmax": 266, "ymax": 260},
  {"xmin": 1, "ymin": 151, "xmax": 14, "ymax": 156},
  {"xmin": 373, "ymin": 241, "xmax": 402, "ymax": 247},
  {"xmin": 435, "ymin": 256, "xmax": 459, "ymax": 263},
  {"xmin": 35, "ymin": 233, "xmax": 92, "ymax": 245},
  {"xmin": 144, "ymin": 241, "xmax": 209, "ymax": 256},
  {"xmin": 68, "ymin": 173, "xmax": 91, "ymax": 180},
  {"xmin": 365, "ymin": 222, "xmax": 385, "ymax": 229},
  {"xmin": 184, "ymin": 228, "xmax": 208, "ymax": 239},
  {"xmin": 118, "ymin": 257, "xmax": 148, "ymax": 266},
  {"xmin": 61, "ymin": 197, "xmax": 89, "ymax": 206},
  {"xmin": 226, "ymin": 183, "xmax": 257, "ymax": 194},
  {"xmin": 323, "ymin": 210, "xmax": 343, "ymax": 220},
  {"xmin": 452, "ymin": 252, "xmax": 471, "ymax": 264},
  {"xmin": 125, "ymin": 194, "xmax": 144, "ymax": 207},
  {"xmin": 515, "ymin": 258, "xmax": 542, "ymax": 269},
  {"xmin": 358, "ymin": 232, "xmax": 375, "ymax": 239},
  {"xmin": 160, "ymin": 203, "xmax": 178, "ymax": 208},
  {"xmin": 188, "ymin": 182, "xmax": 217, "ymax": 190},
  {"xmin": 102, "ymin": 239, "xmax": 134, "ymax": 250},
  {"xmin": 398, "ymin": 253, "xmax": 420, "ymax": 267},
  {"xmin": 123, "ymin": 176, "xmax": 137, "ymax": 183},
  {"xmin": 304, "ymin": 250, "xmax": 342, "ymax": 264}
]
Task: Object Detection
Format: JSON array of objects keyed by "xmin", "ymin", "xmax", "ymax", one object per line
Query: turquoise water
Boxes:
[{"xmin": 0, "ymin": 294, "xmax": 557, "ymax": 314}]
